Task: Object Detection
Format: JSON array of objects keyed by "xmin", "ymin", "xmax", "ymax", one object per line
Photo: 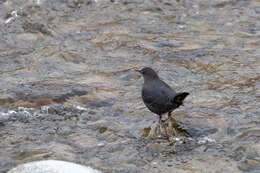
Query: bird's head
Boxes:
[{"xmin": 136, "ymin": 67, "xmax": 159, "ymax": 82}]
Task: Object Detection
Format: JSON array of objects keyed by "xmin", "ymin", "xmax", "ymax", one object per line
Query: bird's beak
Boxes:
[{"xmin": 135, "ymin": 69, "xmax": 141, "ymax": 73}]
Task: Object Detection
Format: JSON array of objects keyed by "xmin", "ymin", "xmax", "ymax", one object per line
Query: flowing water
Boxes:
[{"xmin": 0, "ymin": 0, "xmax": 260, "ymax": 172}]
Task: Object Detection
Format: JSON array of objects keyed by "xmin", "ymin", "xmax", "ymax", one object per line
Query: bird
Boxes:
[{"xmin": 136, "ymin": 67, "xmax": 189, "ymax": 123}]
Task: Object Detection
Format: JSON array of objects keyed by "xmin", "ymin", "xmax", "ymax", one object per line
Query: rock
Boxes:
[
  {"xmin": 238, "ymin": 159, "xmax": 260, "ymax": 172},
  {"xmin": 236, "ymin": 144, "xmax": 260, "ymax": 172},
  {"xmin": 8, "ymin": 160, "xmax": 102, "ymax": 173},
  {"xmin": 176, "ymin": 44, "xmax": 201, "ymax": 51},
  {"xmin": 17, "ymin": 33, "xmax": 42, "ymax": 41}
]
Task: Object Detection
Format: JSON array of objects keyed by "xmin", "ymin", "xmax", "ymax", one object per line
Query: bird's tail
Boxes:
[{"xmin": 172, "ymin": 92, "xmax": 189, "ymax": 106}]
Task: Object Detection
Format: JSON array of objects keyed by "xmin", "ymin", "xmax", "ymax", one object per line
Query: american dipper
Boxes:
[{"xmin": 136, "ymin": 67, "xmax": 189, "ymax": 123}]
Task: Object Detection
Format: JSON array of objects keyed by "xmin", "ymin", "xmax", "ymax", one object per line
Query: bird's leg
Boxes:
[
  {"xmin": 158, "ymin": 115, "xmax": 162, "ymax": 124},
  {"xmin": 168, "ymin": 112, "xmax": 172, "ymax": 119},
  {"xmin": 153, "ymin": 115, "xmax": 162, "ymax": 137}
]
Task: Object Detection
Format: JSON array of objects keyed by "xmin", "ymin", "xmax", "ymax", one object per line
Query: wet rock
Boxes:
[
  {"xmin": 119, "ymin": 71, "xmax": 140, "ymax": 81},
  {"xmin": 6, "ymin": 107, "xmax": 37, "ymax": 123},
  {"xmin": 44, "ymin": 104, "xmax": 86, "ymax": 116},
  {"xmin": 22, "ymin": 22, "xmax": 52, "ymax": 35},
  {"xmin": 176, "ymin": 43, "xmax": 201, "ymax": 51},
  {"xmin": 66, "ymin": 0, "xmax": 82, "ymax": 8},
  {"xmin": 157, "ymin": 49, "xmax": 212, "ymax": 60},
  {"xmin": 155, "ymin": 38, "xmax": 182, "ymax": 48},
  {"xmin": 80, "ymin": 111, "xmax": 99, "ymax": 122},
  {"xmin": 189, "ymin": 90, "xmax": 229, "ymax": 109},
  {"xmin": 146, "ymin": 142, "xmax": 163, "ymax": 156},
  {"xmin": 17, "ymin": 33, "xmax": 42, "ymax": 41},
  {"xmin": 235, "ymin": 144, "xmax": 260, "ymax": 172},
  {"xmin": 3, "ymin": 83, "xmax": 89, "ymax": 107},
  {"xmin": 184, "ymin": 125, "xmax": 218, "ymax": 138},
  {"xmin": 235, "ymin": 128, "xmax": 260, "ymax": 142},
  {"xmin": 238, "ymin": 159, "xmax": 260, "ymax": 172},
  {"xmin": 255, "ymin": 7, "xmax": 260, "ymax": 14},
  {"xmin": 48, "ymin": 143, "xmax": 79, "ymax": 161},
  {"xmin": 51, "ymin": 87, "xmax": 89, "ymax": 103},
  {"xmin": 11, "ymin": 149, "xmax": 50, "ymax": 162},
  {"xmin": 99, "ymin": 126, "xmax": 107, "ymax": 133},
  {"xmin": 82, "ymin": 98, "xmax": 115, "ymax": 108},
  {"xmin": 146, "ymin": 117, "xmax": 190, "ymax": 138},
  {"xmin": 70, "ymin": 134, "xmax": 99, "ymax": 149}
]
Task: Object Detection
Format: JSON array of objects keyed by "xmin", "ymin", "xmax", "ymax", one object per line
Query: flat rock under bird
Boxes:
[{"xmin": 137, "ymin": 67, "xmax": 189, "ymax": 123}]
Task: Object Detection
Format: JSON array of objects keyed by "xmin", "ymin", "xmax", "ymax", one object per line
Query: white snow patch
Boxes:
[
  {"xmin": 41, "ymin": 105, "xmax": 50, "ymax": 113},
  {"xmin": 8, "ymin": 160, "xmax": 102, "ymax": 173},
  {"xmin": 97, "ymin": 142, "xmax": 105, "ymax": 147},
  {"xmin": 74, "ymin": 105, "xmax": 88, "ymax": 111},
  {"xmin": 0, "ymin": 110, "xmax": 17, "ymax": 122},
  {"xmin": 0, "ymin": 110, "xmax": 17, "ymax": 117},
  {"xmin": 36, "ymin": 0, "xmax": 42, "ymax": 5},
  {"xmin": 5, "ymin": 10, "xmax": 18, "ymax": 24},
  {"xmin": 198, "ymin": 136, "xmax": 216, "ymax": 144}
]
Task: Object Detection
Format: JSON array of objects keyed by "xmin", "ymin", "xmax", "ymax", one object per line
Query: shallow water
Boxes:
[{"xmin": 0, "ymin": 0, "xmax": 260, "ymax": 172}]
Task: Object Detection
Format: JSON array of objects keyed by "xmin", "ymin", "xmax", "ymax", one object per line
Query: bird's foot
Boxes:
[
  {"xmin": 147, "ymin": 117, "xmax": 190, "ymax": 138},
  {"xmin": 155, "ymin": 119, "xmax": 169, "ymax": 138}
]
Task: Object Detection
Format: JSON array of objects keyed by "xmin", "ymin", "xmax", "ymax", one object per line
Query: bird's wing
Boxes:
[
  {"xmin": 142, "ymin": 84, "xmax": 171, "ymax": 106},
  {"xmin": 158, "ymin": 79, "xmax": 177, "ymax": 98}
]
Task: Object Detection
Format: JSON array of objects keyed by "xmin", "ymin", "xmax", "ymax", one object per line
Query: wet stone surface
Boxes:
[{"xmin": 0, "ymin": 0, "xmax": 260, "ymax": 173}]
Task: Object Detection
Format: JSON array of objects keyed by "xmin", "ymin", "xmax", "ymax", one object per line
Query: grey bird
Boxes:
[{"xmin": 136, "ymin": 67, "xmax": 189, "ymax": 123}]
